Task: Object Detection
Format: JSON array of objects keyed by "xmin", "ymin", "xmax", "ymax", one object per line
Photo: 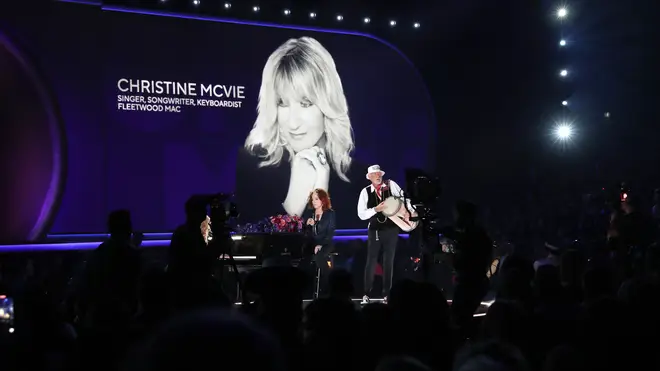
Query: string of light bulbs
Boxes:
[
  {"xmin": 169, "ymin": 1, "xmax": 422, "ymax": 29},
  {"xmin": 556, "ymin": 5, "xmax": 569, "ymax": 97},
  {"xmin": 553, "ymin": 5, "xmax": 574, "ymax": 141}
]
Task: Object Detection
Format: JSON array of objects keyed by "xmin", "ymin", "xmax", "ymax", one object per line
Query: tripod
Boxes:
[{"xmin": 211, "ymin": 224, "xmax": 245, "ymax": 304}]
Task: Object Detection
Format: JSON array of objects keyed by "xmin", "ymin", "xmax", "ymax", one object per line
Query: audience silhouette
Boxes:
[{"xmin": 0, "ymin": 192, "xmax": 658, "ymax": 371}]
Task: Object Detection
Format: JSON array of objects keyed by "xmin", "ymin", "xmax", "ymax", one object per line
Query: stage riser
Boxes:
[
  {"xmin": 45, "ymin": 229, "xmax": 381, "ymax": 241},
  {"xmin": 248, "ymin": 299, "xmax": 492, "ymax": 317}
]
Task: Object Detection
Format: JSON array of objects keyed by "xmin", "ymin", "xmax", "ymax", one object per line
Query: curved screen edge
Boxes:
[{"xmin": 0, "ymin": 32, "xmax": 67, "ymax": 242}]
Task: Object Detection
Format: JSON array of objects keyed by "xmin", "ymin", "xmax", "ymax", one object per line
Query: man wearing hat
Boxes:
[{"xmin": 357, "ymin": 165, "xmax": 412, "ymax": 303}]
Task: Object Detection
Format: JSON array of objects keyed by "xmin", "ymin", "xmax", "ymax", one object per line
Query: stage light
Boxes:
[
  {"xmin": 336, "ymin": 14, "xmax": 343, "ymax": 21},
  {"xmin": 554, "ymin": 124, "xmax": 573, "ymax": 140},
  {"xmin": 309, "ymin": 12, "xmax": 316, "ymax": 18},
  {"xmin": 389, "ymin": 20, "xmax": 397, "ymax": 27},
  {"xmin": 559, "ymin": 39, "xmax": 566, "ymax": 46},
  {"xmin": 413, "ymin": 22, "xmax": 421, "ymax": 28},
  {"xmin": 192, "ymin": 0, "xmax": 200, "ymax": 6},
  {"xmin": 557, "ymin": 7, "xmax": 568, "ymax": 18},
  {"xmin": 559, "ymin": 69, "xmax": 568, "ymax": 77},
  {"xmin": 283, "ymin": 9, "xmax": 291, "ymax": 16},
  {"xmin": 223, "ymin": 2, "xmax": 230, "ymax": 9},
  {"xmin": 252, "ymin": 5, "xmax": 259, "ymax": 12},
  {"xmin": 562, "ymin": 100, "xmax": 568, "ymax": 106},
  {"xmin": 363, "ymin": 17, "xmax": 370, "ymax": 24},
  {"xmin": 605, "ymin": 112, "xmax": 611, "ymax": 118}
]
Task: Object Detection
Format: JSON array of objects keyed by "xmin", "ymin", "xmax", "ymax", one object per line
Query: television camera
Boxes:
[{"xmin": 404, "ymin": 168, "xmax": 442, "ymax": 232}]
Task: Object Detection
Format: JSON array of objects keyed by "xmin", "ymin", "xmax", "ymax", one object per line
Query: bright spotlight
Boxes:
[
  {"xmin": 336, "ymin": 14, "xmax": 343, "ymax": 21},
  {"xmin": 192, "ymin": 0, "xmax": 200, "ymax": 5},
  {"xmin": 559, "ymin": 69, "xmax": 568, "ymax": 77},
  {"xmin": 604, "ymin": 112, "xmax": 611, "ymax": 118},
  {"xmin": 557, "ymin": 7, "xmax": 568, "ymax": 18},
  {"xmin": 413, "ymin": 22, "xmax": 421, "ymax": 28},
  {"xmin": 252, "ymin": 5, "xmax": 259, "ymax": 12},
  {"xmin": 555, "ymin": 124, "xmax": 573, "ymax": 140},
  {"xmin": 309, "ymin": 12, "xmax": 316, "ymax": 18},
  {"xmin": 363, "ymin": 17, "xmax": 370, "ymax": 24},
  {"xmin": 283, "ymin": 9, "xmax": 291, "ymax": 16},
  {"xmin": 562, "ymin": 100, "xmax": 568, "ymax": 106},
  {"xmin": 559, "ymin": 39, "xmax": 566, "ymax": 46},
  {"xmin": 223, "ymin": 2, "xmax": 230, "ymax": 9},
  {"xmin": 389, "ymin": 20, "xmax": 397, "ymax": 27}
]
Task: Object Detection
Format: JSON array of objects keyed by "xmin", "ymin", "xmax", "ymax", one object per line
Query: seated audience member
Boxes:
[
  {"xmin": 542, "ymin": 345, "xmax": 586, "ymax": 371},
  {"xmin": 533, "ymin": 242, "xmax": 561, "ymax": 271},
  {"xmin": 453, "ymin": 341, "xmax": 529, "ymax": 371},
  {"xmin": 302, "ymin": 298, "xmax": 358, "ymax": 371},
  {"xmin": 124, "ymin": 309, "xmax": 285, "ymax": 371},
  {"xmin": 376, "ymin": 356, "xmax": 432, "ymax": 371}
]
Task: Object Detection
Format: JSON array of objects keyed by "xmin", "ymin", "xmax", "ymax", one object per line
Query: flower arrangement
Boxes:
[
  {"xmin": 235, "ymin": 214, "xmax": 304, "ymax": 234},
  {"xmin": 269, "ymin": 214, "xmax": 304, "ymax": 233}
]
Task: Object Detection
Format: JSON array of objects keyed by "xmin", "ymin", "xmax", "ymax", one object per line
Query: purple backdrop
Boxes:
[{"xmin": 0, "ymin": 2, "xmax": 435, "ymax": 240}]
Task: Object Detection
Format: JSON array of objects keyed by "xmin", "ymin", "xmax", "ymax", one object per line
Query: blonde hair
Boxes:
[
  {"xmin": 201, "ymin": 215, "xmax": 211, "ymax": 244},
  {"xmin": 244, "ymin": 37, "xmax": 354, "ymax": 181}
]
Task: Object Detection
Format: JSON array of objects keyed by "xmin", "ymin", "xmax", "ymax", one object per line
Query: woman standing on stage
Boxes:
[{"xmin": 306, "ymin": 188, "xmax": 336, "ymax": 295}]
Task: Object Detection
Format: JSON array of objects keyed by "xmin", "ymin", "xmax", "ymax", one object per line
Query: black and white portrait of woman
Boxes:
[{"xmin": 235, "ymin": 36, "xmax": 364, "ymax": 228}]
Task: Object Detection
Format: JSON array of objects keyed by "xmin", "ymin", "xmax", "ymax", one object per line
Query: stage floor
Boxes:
[{"xmin": 242, "ymin": 298, "xmax": 493, "ymax": 317}]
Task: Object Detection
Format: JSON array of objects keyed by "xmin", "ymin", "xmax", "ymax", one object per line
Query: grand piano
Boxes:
[{"xmin": 215, "ymin": 233, "xmax": 312, "ymax": 300}]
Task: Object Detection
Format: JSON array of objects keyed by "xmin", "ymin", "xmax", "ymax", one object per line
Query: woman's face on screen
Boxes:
[{"xmin": 277, "ymin": 93, "xmax": 325, "ymax": 153}]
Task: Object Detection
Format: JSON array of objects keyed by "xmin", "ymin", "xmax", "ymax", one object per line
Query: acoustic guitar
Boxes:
[{"xmin": 381, "ymin": 196, "xmax": 419, "ymax": 232}]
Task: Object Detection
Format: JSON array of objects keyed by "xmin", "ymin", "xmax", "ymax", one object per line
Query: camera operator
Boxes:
[
  {"xmin": 612, "ymin": 194, "xmax": 657, "ymax": 278},
  {"xmin": 440, "ymin": 201, "xmax": 493, "ymax": 336},
  {"xmin": 167, "ymin": 196, "xmax": 218, "ymax": 306},
  {"xmin": 619, "ymin": 194, "xmax": 656, "ymax": 249}
]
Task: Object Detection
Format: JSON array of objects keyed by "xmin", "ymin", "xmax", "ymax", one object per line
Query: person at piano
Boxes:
[
  {"xmin": 306, "ymin": 188, "xmax": 336, "ymax": 296},
  {"xmin": 357, "ymin": 165, "xmax": 412, "ymax": 304}
]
